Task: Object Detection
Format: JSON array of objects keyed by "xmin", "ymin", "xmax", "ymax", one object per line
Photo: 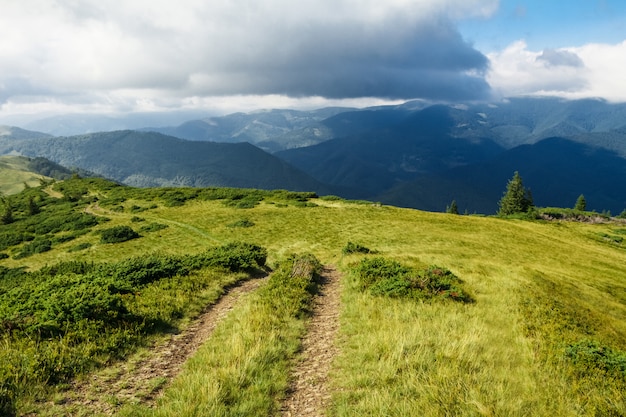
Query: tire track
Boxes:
[
  {"xmin": 60, "ymin": 276, "xmax": 266, "ymax": 415},
  {"xmin": 281, "ymin": 265, "xmax": 342, "ymax": 417}
]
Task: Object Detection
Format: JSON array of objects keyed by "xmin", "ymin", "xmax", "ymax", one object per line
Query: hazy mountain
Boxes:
[
  {"xmin": 0, "ymin": 125, "xmax": 51, "ymax": 140},
  {"xmin": 20, "ymin": 111, "xmax": 210, "ymax": 136},
  {"xmin": 3, "ymin": 97, "xmax": 626, "ymax": 213},
  {"xmin": 143, "ymin": 107, "xmax": 354, "ymax": 153},
  {"xmin": 0, "ymin": 130, "xmax": 332, "ymax": 192}
]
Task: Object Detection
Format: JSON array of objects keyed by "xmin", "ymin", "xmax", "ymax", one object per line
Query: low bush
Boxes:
[
  {"xmin": 342, "ymin": 241, "xmax": 373, "ymax": 255},
  {"xmin": 565, "ymin": 339, "xmax": 626, "ymax": 379},
  {"xmin": 139, "ymin": 222, "xmax": 168, "ymax": 233},
  {"xmin": 228, "ymin": 218, "xmax": 255, "ymax": 228},
  {"xmin": 100, "ymin": 225, "xmax": 140, "ymax": 244},
  {"xmin": 67, "ymin": 242, "xmax": 92, "ymax": 252},
  {"xmin": 13, "ymin": 238, "xmax": 52, "ymax": 259},
  {"xmin": 188, "ymin": 242, "xmax": 267, "ymax": 272},
  {"xmin": 352, "ymin": 257, "xmax": 472, "ymax": 302}
]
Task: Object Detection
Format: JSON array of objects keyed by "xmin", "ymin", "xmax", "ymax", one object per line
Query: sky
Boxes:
[{"xmin": 1, "ymin": 0, "xmax": 625, "ymax": 122}]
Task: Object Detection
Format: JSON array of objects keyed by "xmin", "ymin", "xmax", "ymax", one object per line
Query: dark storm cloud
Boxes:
[
  {"xmin": 186, "ymin": 14, "xmax": 492, "ymax": 100},
  {"xmin": 0, "ymin": 0, "xmax": 497, "ymax": 112}
]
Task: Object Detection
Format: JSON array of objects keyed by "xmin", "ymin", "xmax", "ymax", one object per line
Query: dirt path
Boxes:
[
  {"xmin": 61, "ymin": 276, "xmax": 266, "ymax": 415},
  {"xmin": 281, "ymin": 265, "xmax": 342, "ymax": 417}
]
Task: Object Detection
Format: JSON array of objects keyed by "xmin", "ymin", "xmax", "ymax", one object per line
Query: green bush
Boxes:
[
  {"xmin": 194, "ymin": 242, "xmax": 267, "ymax": 272},
  {"xmin": 0, "ymin": 233, "xmax": 32, "ymax": 251},
  {"xmin": 223, "ymin": 197, "xmax": 261, "ymax": 209},
  {"xmin": 352, "ymin": 257, "xmax": 472, "ymax": 302},
  {"xmin": 13, "ymin": 238, "xmax": 52, "ymax": 259},
  {"xmin": 228, "ymin": 218, "xmax": 255, "ymax": 228},
  {"xmin": 67, "ymin": 243, "xmax": 92, "ymax": 252},
  {"xmin": 100, "ymin": 226, "xmax": 139, "ymax": 244},
  {"xmin": 342, "ymin": 241, "xmax": 373, "ymax": 255},
  {"xmin": 565, "ymin": 339, "xmax": 626, "ymax": 379},
  {"xmin": 138, "ymin": 222, "xmax": 168, "ymax": 233}
]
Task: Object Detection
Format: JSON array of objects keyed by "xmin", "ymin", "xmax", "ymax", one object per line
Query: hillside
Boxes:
[
  {"xmin": 0, "ymin": 155, "xmax": 80, "ymax": 195},
  {"xmin": 1, "ymin": 178, "xmax": 626, "ymax": 416},
  {"xmin": 276, "ymin": 100, "xmax": 626, "ymax": 213},
  {"xmin": 0, "ymin": 130, "xmax": 332, "ymax": 193},
  {"xmin": 379, "ymin": 137, "xmax": 626, "ymax": 214}
]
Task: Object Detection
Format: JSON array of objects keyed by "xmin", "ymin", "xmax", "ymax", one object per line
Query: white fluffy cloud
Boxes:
[
  {"xmin": 0, "ymin": 0, "xmax": 497, "ymax": 116},
  {"xmin": 487, "ymin": 40, "xmax": 626, "ymax": 102}
]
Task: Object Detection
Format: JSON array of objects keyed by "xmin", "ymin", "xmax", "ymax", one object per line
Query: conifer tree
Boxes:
[
  {"xmin": 1, "ymin": 198, "xmax": 14, "ymax": 225},
  {"xmin": 574, "ymin": 194, "xmax": 586, "ymax": 211},
  {"xmin": 498, "ymin": 171, "xmax": 533, "ymax": 215},
  {"xmin": 446, "ymin": 199, "xmax": 459, "ymax": 214}
]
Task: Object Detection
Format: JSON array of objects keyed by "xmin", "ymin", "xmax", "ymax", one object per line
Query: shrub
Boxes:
[
  {"xmin": 68, "ymin": 243, "xmax": 92, "ymax": 252},
  {"xmin": 197, "ymin": 242, "xmax": 267, "ymax": 272},
  {"xmin": 0, "ymin": 233, "xmax": 31, "ymax": 251},
  {"xmin": 352, "ymin": 257, "xmax": 472, "ymax": 302},
  {"xmin": 13, "ymin": 238, "xmax": 52, "ymax": 259},
  {"xmin": 565, "ymin": 339, "xmax": 626, "ymax": 379},
  {"xmin": 100, "ymin": 226, "xmax": 139, "ymax": 244},
  {"xmin": 342, "ymin": 241, "xmax": 373, "ymax": 255},
  {"xmin": 319, "ymin": 195, "xmax": 343, "ymax": 201},
  {"xmin": 138, "ymin": 223, "xmax": 168, "ymax": 233},
  {"xmin": 223, "ymin": 198, "xmax": 260, "ymax": 209},
  {"xmin": 228, "ymin": 218, "xmax": 255, "ymax": 228}
]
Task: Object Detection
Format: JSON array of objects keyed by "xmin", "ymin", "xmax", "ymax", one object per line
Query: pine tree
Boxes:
[
  {"xmin": 28, "ymin": 196, "xmax": 40, "ymax": 216},
  {"xmin": 446, "ymin": 199, "xmax": 459, "ymax": 214},
  {"xmin": 498, "ymin": 171, "xmax": 533, "ymax": 215},
  {"xmin": 574, "ymin": 194, "xmax": 586, "ymax": 211},
  {"xmin": 1, "ymin": 199, "xmax": 14, "ymax": 225}
]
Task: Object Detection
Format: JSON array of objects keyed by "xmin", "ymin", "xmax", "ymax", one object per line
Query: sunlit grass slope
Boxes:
[
  {"xmin": 0, "ymin": 155, "xmax": 49, "ymax": 195},
  {"xmin": 2, "ymin": 179, "xmax": 626, "ymax": 415}
]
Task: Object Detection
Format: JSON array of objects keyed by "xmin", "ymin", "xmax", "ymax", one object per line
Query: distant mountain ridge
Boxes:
[
  {"xmin": 142, "ymin": 107, "xmax": 354, "ymax": 153},
  {"xmin": 276, "ymin": 98, "xmax": 626, "ymax": 213},
  {"xmin": 2, "ymin": 97, "xmax": 626, "ymax": 214},
  {"xmin": 0, "ymin": 130, "xmax": 332, "ymax": 193}
]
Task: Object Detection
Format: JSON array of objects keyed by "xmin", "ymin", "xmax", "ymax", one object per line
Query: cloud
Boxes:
[
  {"xmin": 487, "ymin": 41, "xmax": 589, "ymax": 96},
  {"xmin": 536, "ymin": 49, "xmax": 584, "ymax": 68},
  {"xmin": 0, "ymin": 0, "xmax": 495, "ymax": 115},
  {"xmin": 486, "ymin": 40, "xmax": 626, "ymax": 101}
]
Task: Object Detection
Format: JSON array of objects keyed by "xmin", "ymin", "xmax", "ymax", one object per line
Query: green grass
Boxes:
[
  {"xmin": 0, "ymin": 156, "xmax": 49, "ymax": 196},
  {"xmin": 122, "ymin": 254, "xmax": 321, "ymax": 417},
  {"xmin": 1, "ymin": 180, "xmax": 626, "ymax": 415}
]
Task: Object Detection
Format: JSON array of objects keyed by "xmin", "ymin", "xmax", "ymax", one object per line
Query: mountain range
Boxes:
[{"xmin": 2, "ymin": 96, "xmax": 626, "ymax": 214}]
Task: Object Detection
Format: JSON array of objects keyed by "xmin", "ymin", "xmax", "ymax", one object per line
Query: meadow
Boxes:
[{"xmin": 1, "ymin": 177, "xmax": 625, "ymax": 415}]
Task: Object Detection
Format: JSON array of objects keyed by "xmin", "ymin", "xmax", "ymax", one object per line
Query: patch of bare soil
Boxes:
[
  {"xmin": 59, "ymin": 276, "xmax": 266, "ymax": 415},
  {"xmin": 281, "ymin": 266, "xmax": 342, "ymax": 417}
]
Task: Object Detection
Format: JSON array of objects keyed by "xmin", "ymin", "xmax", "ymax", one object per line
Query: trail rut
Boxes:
[
  {"xmin": 60, "ymin": 276, "xmax": 266, "ymax": 415},
  {"xmin": 281, "ymin": 265, "xmax": 342, "ymax": 417}
]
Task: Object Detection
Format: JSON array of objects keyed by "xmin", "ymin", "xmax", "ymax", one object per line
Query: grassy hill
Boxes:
[
  {"xmin": 1, "ymin": 178, "xmax": 626, "ymax": 415},
  {"xmin": 0, "ymin": 156, "xmax": 47, "ymax": 195},
  {"xmin": 0, "ymin": 155, "xmax": 85, "ymax": 196}
]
